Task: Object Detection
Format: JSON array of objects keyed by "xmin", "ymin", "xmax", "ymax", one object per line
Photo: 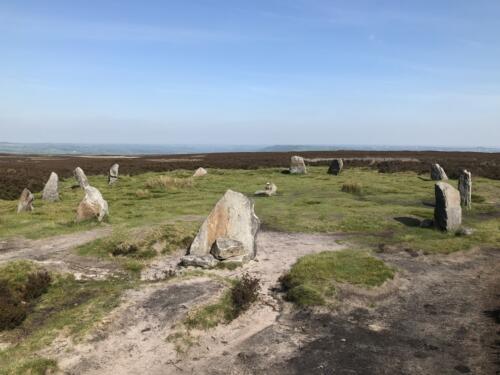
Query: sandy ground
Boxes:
[{"xmin": 1, "ymin": 229, "xmax": 498, "ymax": 374}]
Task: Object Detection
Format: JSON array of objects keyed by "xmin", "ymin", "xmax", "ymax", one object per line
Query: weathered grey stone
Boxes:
[
  {"xmin": 188, "ymin": 189, "xmax": 260, "ymax": 262},
  {"xmin": 42, "ymin": 172, "xmax": 59, "ymax": 201},
  {"xmin": 327, "ymin": 159, "xmax": 344, "ymax": 175},
  {"xmin": 458, "ymin": 169, "xmax": 472, "ymax": 210},
  {"xmin": 17, "ymin": 188, "xmax": 34, "ymax": 213},
  {"xmin": 180, "ymin": 255, "xmax": 219, "ymax": 268},
  {"xmin": 73, "ymin": 167, "xmax": 89, "ymax": 188},
  {"xmin": 193, "ymin": 167, "xmax": 208, "ymax": 177},
  {"xmin": 108, "ymin": 163, "xmax": 119, "ymax": 185},
  {"xmin": 456, "ymin": 227, "xmax": 474, "ymax": 236},
  {"xmin": 254, "ymin": 182, "xmax": 277, "ymax": 197},
  {"xmin": 211, "ymin": 237, "xmax": 246, "ymax": 260},
  {"xmin": 431, "ymin": 164, "xmax": 448, "ymax": 181},
  {"xmin": 290, "ymin": 156, "xmax": 307, "ymax": 174},
  {"xmin": 76, "ymin": 186, "xmax": 109, "ymax": 222},
  {"xmin": 434, "ymin": 182, "xmax": 462, "ymax": 231}
]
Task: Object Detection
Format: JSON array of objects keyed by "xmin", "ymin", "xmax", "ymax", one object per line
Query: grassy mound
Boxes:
[{"xmin": 280, "ymin": 250, "xmax": 395, "ymax": 306}]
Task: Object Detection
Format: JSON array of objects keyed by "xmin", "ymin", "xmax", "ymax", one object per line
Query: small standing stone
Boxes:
[
  {"xmin": 254, "ymin": 182, "xmax": 277, "ymax": 197},
  {"xmin": 76, "ymin": 186, "xmax": 109, "ymax": 222},
  {"xmin": 42, "ymin": 172, "xmax": 59, "ymax": 202},
  {"xmin": 431, "ymin": 164, "xmax": 448, "ymax": 181},
  {"xmin": 193, "ymin": 167, "xmax": 208, "ymax": 177},
  {"xmin": 73, "ymin": 167, "xmax": 89, "ymax": 188},
  {"xmin": 290, "ymin": 156, "xmax": 307, "ymax": 174},
  {"xmin": 17, "ymin": 188, "xmax": 34, "ymax": 213},
  {"xmin": 108, "ymin": 163, "xmax": 119, "ymax": 185},
  {"xmin": 327, "ymin": 159, "xmax": 344, "ymax": 175},
  {"xmin": 458, "ymin": 169, "xmax": 472, "ymax": 210},
  {"xmin": 434, "ymin": 182, "xmax": 462, "ymax": 231}
]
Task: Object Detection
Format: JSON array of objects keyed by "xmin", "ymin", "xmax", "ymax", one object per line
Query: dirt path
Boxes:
[
  {"xmin": 47, "ymin": 231, "xmax": 345, "ymax": 374},
  {"xmin": 0, "ymin": 227, "xmax": 117, "ymax": 279}
]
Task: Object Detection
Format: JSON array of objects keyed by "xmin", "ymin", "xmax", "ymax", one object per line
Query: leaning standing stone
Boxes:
[
  {"xmin": 42, "ymin": 172, "xmax": 59, "ymax": 201},
  {"xmin": 17, "ymin": 188, "xmax": 34, "ymax": 213},
  {"xmin": 108, "ymin": 163, "xmax": 119, "ymax": 185},
  {"xmin": 327, "ymin": 159, "xmax": 344, "ymax": 175},
  {"xmin": 186, "ymin": 189, "xmax": 260, "ymax": 262},
  {"xmin": 458, "ymin": 170, "xmax": 472, "ymax": 210},
  {"xmin": 431, "ymin": 164, "xmax": 448, "ymax": 181},
  {"xmin": 434, "ymin": 182, "xmax": 462, "ymax": 231},
  {"xmin": 290, "ymin": 156, "xmax": 307, "ymax": 174},
  {"xmin": 73, "ymin": 167, "xmax": 89, "ymax": 188},
  {"xmin": 76, "ymin": 186, "xmax": 109, "ymax": 222}
]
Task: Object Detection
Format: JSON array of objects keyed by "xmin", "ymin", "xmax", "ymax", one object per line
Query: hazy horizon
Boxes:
[{"xmin": 1, "ymin": 1, "xmax": 499, "ymax": 146}]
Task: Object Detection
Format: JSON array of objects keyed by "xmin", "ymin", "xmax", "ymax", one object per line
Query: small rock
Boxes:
[
  {"xmin": 254, "ymin": 182, "xmax": 277, "ymax": 197},
  {"xmin": 211, "ymin": 237, "xmax": 246, "ymax": 260},
  {"xmin": 455, "ymin": 227, "xmax": 474, "ymax": 236},
  {"xmin": 193, "ymin": 167, "xmax": 208, "ymax": 177},
  {"xmin": 180, "ymin": 255, "xmax": 219, "ymax": 268}
]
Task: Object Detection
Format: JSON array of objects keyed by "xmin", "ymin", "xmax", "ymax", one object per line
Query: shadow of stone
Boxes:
[
  {"xmin": 394, "ymin": 216, "xmax": 422, "ymax": 227},
  {"xmin": 422, "ymin": 200, "xmax": 435, "ymax": 207}
]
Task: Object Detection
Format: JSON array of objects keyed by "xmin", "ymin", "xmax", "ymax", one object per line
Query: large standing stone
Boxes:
[
  {"xmin": 17, "ymin": 188, "xmax": 34, "ymax": 213},
  {"xmin": 431, "ymin": 164, "xmax": 448, "ymax": 181},
  {"xmin": 76, "ymin": 186, "xmax": 109, "ymax": 222},
  {"xmin": 42, "ymin": 172, "xmax": 59, "ymax": 201},
  {"xmin": 458, "ymin": 170, "xmax": 472, "ymax": 210},
  {"xmin": 193, "ymin": 167, "xmax": 208, "ymax": 177},
  {"xmin": 290, "ymin": 156, "xmax": 307, "ymax": 174},
  {"xmin": 187, "ymin": 189, "xmax": 260, "ymax": 261},
  {"xmin": 73, "ymin": 167, "xmax": 89, "ymax": 188},
  {"xmin": 327, "ymin": 159, "xmax": 344, "ymax": 175},
  {"xmin": 434, "ymin": 182, "xmax": 462, "ymax": 231},
  {"xmin": 254, "ymin": 182, "xmax": 277, "ymax": 197},
  {"xmin": 108, "ymin": 163, "xmax": 119, "ymax": 185}
]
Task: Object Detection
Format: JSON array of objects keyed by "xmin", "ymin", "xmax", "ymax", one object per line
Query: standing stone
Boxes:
[
  {"xmin": 193, "ymin": 167, "xmax": 208, "ymax": 177},
  {"xmin": 434, "ymin": 182, "xmax": 462, "ymax": 231},
  {"xmin": 42, "ymin": 172, "xmax": 59, "ymax": 202},
  {"xmin": 17, "ymin": 188, "xmax": 34, "ymax": 213},
  {"xmin": 458, "ymin": 170, "xmax": 472, "ymax": 210},
  {"xmin": 327, "ymin": 159, "xmax": 344, "ymax": 175},
  {"xmin": 186, "ymin": 189, "xmax": 260, "ymax": 263},
  {"xmin": 290, "ymin": 156, "xmax": 307, "ymax": 174},
  {"xmin": 108, "ymin": 163, "xmax": 119, "ymax": 185},
  {"xmin": 73, "ymin": 167, "xmax": 89, "ymax": 188},
  {"xmin": 254, "ymin": 182, "xmax": 277, "ymax": 197},
  {"xmin": 76, "ymin": 186, "xmax": 109, "ymax": 222},
  {"xmin": 431, "ymin": 164, "xmax": 448, "ymax": 181}
]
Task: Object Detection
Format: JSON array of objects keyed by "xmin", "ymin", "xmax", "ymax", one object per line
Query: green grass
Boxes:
[
  {"xmin": 281, "ymin": 250, "xmax": 395, "ymax": 306},
  {"xmin": 1, "ymin": 167, "xmax": 499, "ymax": 254},
  {"xmin": 184, "ymin": 290, "xmax": 234, "ymax": 330},
  {"xmin": 0, "ymin": 356, "xmax": 57, "ymax": 375}
]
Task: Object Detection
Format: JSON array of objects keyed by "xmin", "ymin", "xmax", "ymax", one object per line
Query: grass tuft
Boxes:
[
  {"xmin": 280, "ymin": 250, "xmax": 394, "ymax": 307},
  {"xmin": 341, "ymin": 182, "xmax": 363, "ymax": 195},
  {"xmin": 145, "ymin": 176, "xmax": 193, "ymax": 190}
]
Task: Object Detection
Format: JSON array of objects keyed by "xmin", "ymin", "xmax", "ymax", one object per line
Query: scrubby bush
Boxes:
[
  {"xmin": 23, "ymin": 271, "xmax": 52, "ymax": 300},
  {"xmin": 231, "ymin": 274, "xmax": 260, "ymax": 316},
  {"xmin": 0, "ymin": 281, "xmax": 28, "ymax": 330},
  {"xmin": 341, "ymin": 182, "xmax": 363, "ymax": 195},
  {"xmin": 145, "ymin": 176, "xmax": 193, "ymax": 190},
  {"xmin": 135, "ymin": 189, "xmax": 151, "ymax": 198}
]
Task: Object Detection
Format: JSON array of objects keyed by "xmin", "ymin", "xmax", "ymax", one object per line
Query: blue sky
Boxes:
[{"xmin": 1, "ymin": 0, "xmax": 499, "ymax": 146}]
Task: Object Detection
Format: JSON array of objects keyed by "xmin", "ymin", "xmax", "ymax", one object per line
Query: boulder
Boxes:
[
  {"xmin": 458, "ymin": 169, "xmax": 472, "ymax": 209},
  {"xmin": 431, "ymin": 164, "xmax": 448, "ymax": 181},
  {"xmin": 211, "ymin": 238, "xmax": 246, "ymax": 260},
  {"xmin": 254, "ymin": 182, "xmax": 277, "ymax": 197},
  {"xmin": 180, "ymin": 255, "xmax": 218, "ymax": 269},
  {"xmin": 73, "ymin": 167, "xmax": 89, "ymax": 188},
  {"xmin": 434, "ymin": 182, "xmax": 462, "ymax": 231},
  {"xmin": 108, "ymin": 163, "xmax": 119, "ymax": 185},
  {"xmin": 42, "ymin": 172, "xmax": 59, "ymax": 201},
  {"xmin": 17, "ymin": 188, "xmax": 34, "ymax": 213},
  {"xmin": 76, "ymin": 186, "xmax": 109, "ymax": 222},
  {"xmin": 327, "ymin": 159, "xmax": 344, "ymax": 175},
  {"xmin": 290, "ymin": 156, "xmax": 307, "ymax": 174},
  {"xmin": 188, "ymin": 189, "xmax": 260, "ymax": 262},
  {"xmin": 193, "ymin": 167, "xmax": 208, "ymax": 177}
]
